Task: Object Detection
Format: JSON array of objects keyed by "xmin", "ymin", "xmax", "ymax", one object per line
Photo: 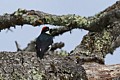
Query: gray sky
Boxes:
[{"xmin": 0, "ymin": 0, "xmax": 119, "ymax": 64}]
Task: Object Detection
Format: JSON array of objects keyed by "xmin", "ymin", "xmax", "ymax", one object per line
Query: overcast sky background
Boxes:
[{"xmin": 0, "ymin": 0, "xmax": 119, "ymax": 64}]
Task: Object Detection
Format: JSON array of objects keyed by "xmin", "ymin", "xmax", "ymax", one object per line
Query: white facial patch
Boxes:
[{"xmin": 45, "ymin": 31, "xmax": 50, "ymax": 34}]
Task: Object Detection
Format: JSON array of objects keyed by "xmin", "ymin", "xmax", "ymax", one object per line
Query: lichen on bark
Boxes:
[{"xmin": 0, "ymin": 52, "xmax": 88, "ymax": 80}]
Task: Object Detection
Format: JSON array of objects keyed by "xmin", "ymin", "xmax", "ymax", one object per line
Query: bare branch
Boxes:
[
  {"xmin": 15, "ymin": 41, "xmax": 21, "ymax": 51},
  {"xmin": 50, "ymin": 42, "xmax": 65, "ymax": 51},
  {"xmin": 15, "ymin": 40, "xmax": 65, "ymax": 52}
]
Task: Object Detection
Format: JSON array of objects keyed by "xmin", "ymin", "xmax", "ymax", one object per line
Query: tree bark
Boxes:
[{"xmin": 0, "ymin": 52, "xmax": 120, "ymax": 80}]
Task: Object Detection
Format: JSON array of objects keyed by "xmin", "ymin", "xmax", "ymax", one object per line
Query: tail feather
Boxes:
[
  {"xmin": 36, "ymin": 46, "xmax": 49, "ymax": 59},
  {"xmin": 36, "ymin": 50, "xmax": 44, "ymax": 59}
]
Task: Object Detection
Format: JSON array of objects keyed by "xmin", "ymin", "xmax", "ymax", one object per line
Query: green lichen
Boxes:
[
  {"xmin": 0, "ymin": 73, "xmax": 4, "ymax": 80},
  {"xmin": 28, "ymin": 68, "xmax": 44, "ymax": 80},
  {"xmin": 23, "ymin": 15, "xmax": 39, "ymax": 24},
  {"xmin": 59, "ymin": 50, "xmax": 68, "ymax": 56},
  {"xmin": 12, "ymin": 72, "xmax": 25, "ymax": 80},
  {"xmin": 14, "ymin": 8, "xmax": 26, "ymax": 16},
  {"xmin": 102, "ymin": 30, "xmax": 111, "ymax": 40},
  {"xmin": 93, "ymin": 30, "xmax": 112, "ymax": 56},
  {"xmin": 44, "ymin": 14, "xmax": 89, "ymax": 27},
  {"xmin": 80, "ymin": 28, "xmax": 113, "ymax": 59}
]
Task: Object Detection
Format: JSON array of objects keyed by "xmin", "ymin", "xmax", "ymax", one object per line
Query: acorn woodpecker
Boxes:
[{"xmin": 36, "ymin": 26, "xmax": 53, "ymax": 59}]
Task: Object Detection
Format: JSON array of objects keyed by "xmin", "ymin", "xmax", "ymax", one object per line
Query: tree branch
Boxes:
[
  {"xmin": 0, "ymin": 2, "xmax": 118, "ymax": 33},
  {"xmin": 0, "ymin": 51, "xmax": 120, "ymax": 80},
  {"xmin": 0, "ymin": 1, "xmax": 120, "ymax": 36},
  {"xmin": 15, "ymin": 40, "xmax": 65, "ymax": 52},
  {"xmin": 71, "ymin": 22, "xmax": 120, "ymax": 63},
  {"xmin": 84, "ymin": 63, "xmax": 120, "ymax": 80},
  {"xmin": 0, "ymin": 9, "xmax": 89, "ymax": 32},
  {"xmin": 0, "ymin": 51, "xmax": 88, "ymax": 80},
  {"xmin": 70, "ymin": 1, "xmax": 120, "ymax": 63}
]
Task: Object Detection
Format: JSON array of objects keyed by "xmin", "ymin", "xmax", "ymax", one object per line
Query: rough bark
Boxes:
[
  {"xmin": 0, "ymin": 51, "xmax": 120, "ymax": 80},
  {"xmin": 0, "ymin": 51, "xmax": 88, "ymax": 80},
  {"xmin": 84, "ymin": 63, "xmax": 120, "ymax": 80},
  {"xmin": 0, "ymin": 1, "xmax": 120, "ymax": 80}
]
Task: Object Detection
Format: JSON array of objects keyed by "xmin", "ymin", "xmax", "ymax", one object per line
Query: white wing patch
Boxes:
[
  {"xmin": 48, "ymin": 45, "xmax": 52, "ymax": 51},
  {"xmin": 40, "ymin": 48, "xmax": 41, "ymax": 51}
]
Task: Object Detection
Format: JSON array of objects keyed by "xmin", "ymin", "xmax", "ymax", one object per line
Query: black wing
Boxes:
[{"xmin": 36, "ymin": 33, "xmax": 53, "ymax": 59}]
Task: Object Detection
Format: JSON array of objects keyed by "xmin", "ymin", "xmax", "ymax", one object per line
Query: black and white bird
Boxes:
[{"xmin": 36, "ymin": 26, "xmax": 53, "ymax": 59}]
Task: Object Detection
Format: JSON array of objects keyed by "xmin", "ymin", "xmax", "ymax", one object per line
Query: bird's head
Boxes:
[{"xmin": 41, "ymin": 26, "xmax": 49, "ymax": 33}]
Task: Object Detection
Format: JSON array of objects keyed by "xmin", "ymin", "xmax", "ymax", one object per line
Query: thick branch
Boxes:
[
  {"xmin": 0, "ymin": 51, "xmax": 88, "ymax": 80},
  {"xmin": 0, "ymin": 51, "xmax": 120, "ymax": 80},
  {"xmin": 71, "ymin": 19, "xmax": 120, "ymax": 64},
  {"xmin": 0, "ymin": 1, "xmax": 120, "ymax": 36},
  {"xmin": 69, "ymin": 1, "xmax": 120, "ymax": 63},
  {"xmin": 0, "ymin": 4, "xmax": 119, "ymax": 33},
  {"xmin": 0, "ymin": 9, "xmax": 89, "ymax": 32},
  {"xmin": 84, "ymin": 63, "xmax": 120, "ymax": 80}
]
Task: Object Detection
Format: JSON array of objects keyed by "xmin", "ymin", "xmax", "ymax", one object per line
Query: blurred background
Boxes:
[{"xmin": 0, "ymin": 0, "xmax": 119, "ymax": 64}]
